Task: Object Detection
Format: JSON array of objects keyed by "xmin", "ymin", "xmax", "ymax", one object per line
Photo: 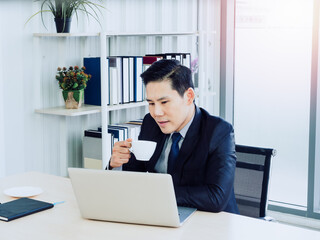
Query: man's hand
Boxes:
[{"xmin": 109, "ymin": 138, "xmax": 132, "ymax": 168}]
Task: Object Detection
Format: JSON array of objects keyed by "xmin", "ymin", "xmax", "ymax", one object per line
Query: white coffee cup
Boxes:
[{"xmin": 130, "ymin": 140, "xmax": 157, "ymax": 161}]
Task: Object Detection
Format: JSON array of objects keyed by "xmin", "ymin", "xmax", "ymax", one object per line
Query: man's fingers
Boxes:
[
  {"xmin": 110, "ymin": 138, "xmax": 133, "ymax": 168},
  {"xmin": 113, "ymin": 146, "xmax": 130, "ymax": 154},
  {"xmin": 114, "ymin": 139, "xmax": 132, "ymax": 148},
  {"xmin": 119, "ymin": 158, "xmax": 129, "ymax": 164},
  {"xmin": 111, "ymin": 156, "xmax": 129, "ymax": 168}
]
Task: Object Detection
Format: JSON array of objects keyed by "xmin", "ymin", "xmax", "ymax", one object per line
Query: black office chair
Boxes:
[{"xmin": 234, "ymin": 144, "xmax": 276, "ymax": 219}]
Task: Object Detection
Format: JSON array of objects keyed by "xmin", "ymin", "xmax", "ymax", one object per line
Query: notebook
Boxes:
[
  {"xmin": 0, "ymin": 197, "xmax": 54, "ymax": 222},
  {"xmin": 68, "ymin": 168, "xmax": 196, "ymax": 227}
]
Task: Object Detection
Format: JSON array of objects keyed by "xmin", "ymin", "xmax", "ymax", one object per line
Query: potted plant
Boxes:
[
  {"xmin": 27, "ymin": 0, "xmax": 105, "ymax": 33},
  {"xmin": 56, "ymin": 66, "xmax": 91, "ymax": 109}
]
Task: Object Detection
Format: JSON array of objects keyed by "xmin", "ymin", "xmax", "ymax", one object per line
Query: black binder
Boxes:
[{"xmin": 0, "ymin": 197, "xmax": 54, "ymax": 222}]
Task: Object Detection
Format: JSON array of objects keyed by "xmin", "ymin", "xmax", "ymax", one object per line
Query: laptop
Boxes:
[{"xmin": 68, "ymin": 168, "xmax": 196, "ymax": 227}]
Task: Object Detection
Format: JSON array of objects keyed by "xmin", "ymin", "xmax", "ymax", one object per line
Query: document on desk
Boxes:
[{"xmin": 0, "ymin": 197, "xmax": 54, "ymax": 222}]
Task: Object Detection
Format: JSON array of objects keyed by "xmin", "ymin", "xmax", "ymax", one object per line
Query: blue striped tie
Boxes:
[{"xmin": 167, "ymin": 132, "xmax": 182, "ymax": 174}]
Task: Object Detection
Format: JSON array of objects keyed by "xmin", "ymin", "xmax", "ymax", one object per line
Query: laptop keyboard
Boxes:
[{"xmin": 177, "ymin": 206, "xmax": 197, "ymax": 223}]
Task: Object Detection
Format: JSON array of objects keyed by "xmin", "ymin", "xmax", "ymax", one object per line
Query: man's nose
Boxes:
[{"xmin": 154, "ymin": 104, "xmax": 164, "ymax": 116}]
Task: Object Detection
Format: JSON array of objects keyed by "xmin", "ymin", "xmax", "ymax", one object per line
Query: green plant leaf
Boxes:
[{"xmin": 26, "ymin": 0, "xmax": 106, "ymax": 30}]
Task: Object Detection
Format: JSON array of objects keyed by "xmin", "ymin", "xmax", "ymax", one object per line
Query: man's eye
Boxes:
[
  {"xmin": 148, "ymin": 102, "xmax": 155, "ymax": 106},
  {"xmin": 161, "ymin": 101, "xmax": 168, "ymax": 104}
]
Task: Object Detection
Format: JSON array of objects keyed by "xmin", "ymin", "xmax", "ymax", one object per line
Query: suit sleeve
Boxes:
[{"xmin": 174, "ymin": 122, "xmax": 237, "ymax": 212}]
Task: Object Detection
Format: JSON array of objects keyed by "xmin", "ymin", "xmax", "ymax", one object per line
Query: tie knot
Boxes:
[{"xmin": 171, "ymin": 132, "xmax": 182, "ymax": 143}]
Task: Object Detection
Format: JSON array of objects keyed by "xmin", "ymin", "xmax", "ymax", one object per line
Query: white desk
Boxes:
[{"xmin": 1, "ymin": 172, "xmax": 319, "ymax": 240}]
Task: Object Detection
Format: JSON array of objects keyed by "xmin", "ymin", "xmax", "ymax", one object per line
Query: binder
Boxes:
[
  {"xmin": 122, "ymin": 57, "xmax": 130, "ymax": 103},
  {"xmin": 108, "ymin": 56, "xmax": 123, "ymax": 104},
  {"xmin": 134, "ymin": 56, "xmax": 143, "ymax": 102},
  {"xmin": 142, "ymin": 55, "xmax": 163, "ymax": 69},
  {"xmin": 84, "ymin": 129, "xmax": 102, "ymax": 138},
  {"xmin": 145, "ymin": 53, "xmax": 191, "ymax": 69},
  {"xmin": 126, "ymin": 119, "xmax": 143, "ymax": 125},
  {"xmin": 182, "ymin": 53, "xmax": 191, "ymax": 68},
  {"xmin": 117, "ymin": 123, "xmax": 141, "ymax": 140},
  {"xmin": 0, "ymin": 198, "xmax": 54, "ymax": 222},
  {"xmin": 129, "ymin": 57, "xmax": 135, "ymax": 102},
  {"xmin": 107, "ymin": 128, "xmax": 121, "ymax": 143},
  {"xmin": 108, "ymin": 125, "xmax": 128, "ymax": 141},
  {"xmin": 84, "ymin": 57, "xmax": 110, "ymax": 106},
  {"xmin": 108, "ymin": 57, "xmax": 119, "ymax": 105},
  {"xmin": 84, "ymin": 57, "xmax": 102, "ymax": 106},
  {"xmin": 142, "ymin": 55, "xmax": 163, "ymax": 100}
]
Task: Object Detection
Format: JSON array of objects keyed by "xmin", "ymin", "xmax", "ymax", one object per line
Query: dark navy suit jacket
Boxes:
[{"xmin": 123, "ymin": 105, "xmax": 239, "ymax": 214}]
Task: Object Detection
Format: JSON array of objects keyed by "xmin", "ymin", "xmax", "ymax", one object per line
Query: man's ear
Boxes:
[{"xmin": 185, "ymin": 88, "xmax": 195, "ymax": 105}]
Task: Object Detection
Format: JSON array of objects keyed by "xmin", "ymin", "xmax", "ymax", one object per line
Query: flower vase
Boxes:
[{"xmin": 62, "ymin": 89, "xmax": 84, "ymax": 109}]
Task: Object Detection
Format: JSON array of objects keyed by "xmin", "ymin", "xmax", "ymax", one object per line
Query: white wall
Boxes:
[
  {"xmin": 0, "ymin": 1, "xmax": 34, "ymax": 177},
  {"xmin": 0, "ymin": 0, "xmax": 209, "ymax": 177}
]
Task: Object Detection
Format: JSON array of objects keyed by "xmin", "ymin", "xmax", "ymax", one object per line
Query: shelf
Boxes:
[
  {"xmin": 104, "ymin": 31, "xmax": 199, "ymax": 37},
  {"xmin": 33, "ymin": 31, "xmax": 198, "ymax": 38},
  {"xmin": 108, "ymin": 101, "xmax": 148, "ymax": 111},
  {"xmin": 35, "ymin": 104, "xmax": 101, "ymax": 117},
  {"xmin": 35, "ymin": 102, "xmax": 148, "ymax": 116},
  {"xmin": 33, "ymin": 33, "xmax": 100, "ymax": 37}
]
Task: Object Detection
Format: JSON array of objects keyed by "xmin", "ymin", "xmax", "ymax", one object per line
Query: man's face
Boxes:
[{"xmin": 146, "ymin": 79, "xmax": 194, "ymax": 134}]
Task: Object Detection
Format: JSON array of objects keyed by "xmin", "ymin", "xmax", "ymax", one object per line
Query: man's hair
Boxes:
[{"xmin": 140, "ymin": 59, "xmax": 194, "ymax": 97}]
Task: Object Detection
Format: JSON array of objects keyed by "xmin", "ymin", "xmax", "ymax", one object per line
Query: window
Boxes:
[{"xmin": 234, "ymin": 0, "xmax": 320, "ymax": 218}]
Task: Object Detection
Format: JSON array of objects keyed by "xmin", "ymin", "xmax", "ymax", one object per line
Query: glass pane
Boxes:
[
  {"xmin": 234, "ymin": 0, "xmax": 313, "ymax": 207},
  {"xmin": 315, "ymin": 31, "xmax": 320, "ymax": 213},
  {"xmin": 315, "ymin": 97, "xmax": 320, "ymax": 213}
]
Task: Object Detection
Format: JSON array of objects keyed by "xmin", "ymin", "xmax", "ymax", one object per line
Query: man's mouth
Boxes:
[{"xmin": 157, "ymin": 120, "xmax": 169, "ymax": 127}]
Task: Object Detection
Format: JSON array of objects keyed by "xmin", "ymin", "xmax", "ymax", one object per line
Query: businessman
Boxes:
[{"xmin": 109, "ymin": 59, "xmax": 239, "ymax": 213}]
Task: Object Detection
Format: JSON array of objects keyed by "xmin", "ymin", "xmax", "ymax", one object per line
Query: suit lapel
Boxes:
[{"xmin": 172, "ymin": 106, "xmax": 202, "ymax": 173}]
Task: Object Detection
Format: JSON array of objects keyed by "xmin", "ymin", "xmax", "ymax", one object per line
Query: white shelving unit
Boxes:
[
  {"xmin": 35, "ymin": 102, "xmax": 150, "ymax": 116},
  {"xmin": 32, "ymin": 31, "xmax": 199, "ymax": 42},
  {"xmin": 35, "ymin": 104, "xmax": 101, "ymax": 117},
  {"xmin": 33, "ymin": 33, "xmax": 100, "ymax": 37},
  {"xmin": 34, "ymin": 31, "xmax": 197, "ymax": 38},
  {"xmin": 34, "ymin": 31, "xmax": 199, "ymax": 175}
]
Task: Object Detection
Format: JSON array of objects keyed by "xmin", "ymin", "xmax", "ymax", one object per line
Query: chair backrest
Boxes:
[{"xmin": 234, "ymin": 144, "xmax": 275, "ymax": 218}]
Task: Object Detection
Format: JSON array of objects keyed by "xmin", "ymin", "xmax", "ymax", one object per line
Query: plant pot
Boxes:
[
  {"xmin": 62, "ymin": 89, "xmax": 84, "ymax": 109},
  {"xmin": 54, "ymin": 18, "xmax": 71, "ymax": 33}
]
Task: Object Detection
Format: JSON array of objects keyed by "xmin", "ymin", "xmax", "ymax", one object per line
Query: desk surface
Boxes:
[{"xmin": 0, "ymin": 172, "xmax": 319, "ymax": 240}]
